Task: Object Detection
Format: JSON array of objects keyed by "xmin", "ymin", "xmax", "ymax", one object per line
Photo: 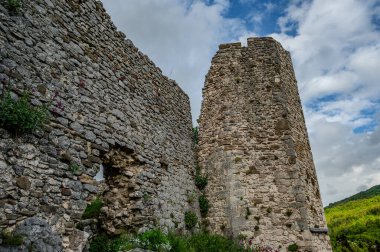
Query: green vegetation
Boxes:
[
  {"xmin": 5, "ymin": 0, "xmax": 22, "ymax": 13},
  {"xmin": 82, "ymin": 197, "xmax": 103, "ymax": 219},
  {"xmin": 69, "ymin": 162, "xmax": 81, "ymax": 173},
  {"xmin": 1, "ymin": 231, "xmax": 23, "ymax": 246},
  {"xmin": 192, "ymin": 126, "xmax": 199, "ymax": 144},
  {"xmin": 195, "ymin": 175, "xmax": 208, "ymax": 191},
  {"xmin": 198, "ymin": 194, "xmax": 209, "ymax": 217},
  {"xmin": 325, "ymin": 194, "xmax": 380, "ymax": 252},
  {"xmin": 184, "ymin": 211, "xmax": 198, "ymax": 230},
  {"xmin": 0, "ymin": 91, "xmax": 49, "ymax": 135},
  {"xmin": 287, "ymin": 243, "xmax": 298, "ymax": 251},
  {"xmin": 326, "ymin": 185, "xmax": 380, "ymax": 208},
  {"xmin": 89, "ymin": 229, "xmax": 256, "ymax": 252}
]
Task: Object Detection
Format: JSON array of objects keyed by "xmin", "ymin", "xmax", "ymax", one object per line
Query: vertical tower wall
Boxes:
[{"xmin": 198, "ymin": 37, "xmax": 331, "ymax": 251}]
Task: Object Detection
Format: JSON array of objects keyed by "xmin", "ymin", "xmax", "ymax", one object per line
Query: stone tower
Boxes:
[{"xmin": 198, "ymin": 37, "xmax": 331, "ymax": 251}]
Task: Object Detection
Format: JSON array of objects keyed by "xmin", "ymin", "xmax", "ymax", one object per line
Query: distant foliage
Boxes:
[
  {"xmin": 325, "ymin": 195, "xmax": 380, "ymax": 252},
  {"xmin": 82, "ymin": 197, "xmax": 103, "ymax": 219},
  {"xmin": 0, "ymin": 91, "xmax": 49, "ymax": 135},
  {"xmin": 326, "ymin": 184, "xmax": 380, "ymax": 208}
]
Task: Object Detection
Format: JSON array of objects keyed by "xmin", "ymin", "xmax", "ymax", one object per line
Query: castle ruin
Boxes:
[{"xmin": 0, "ymin": 0, "xmax": 330, "ymax": 251}]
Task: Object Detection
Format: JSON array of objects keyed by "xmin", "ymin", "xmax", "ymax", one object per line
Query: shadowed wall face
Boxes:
[{"xmin": 198, "ymin": 37, "xmax": 332, "ymax": 251}]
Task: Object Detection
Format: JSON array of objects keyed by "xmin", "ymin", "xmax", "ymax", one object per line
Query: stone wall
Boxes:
[
  {"xmin": 198, "ymin": 37, "xmax": 331, "ymax": 251},
  {"xmin": 0, "ymin": 0, "xmax": 197, "ymax": 250}
]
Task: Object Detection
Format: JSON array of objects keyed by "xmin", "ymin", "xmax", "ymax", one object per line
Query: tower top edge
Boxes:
[{"xmin": 218, "ymin": 37, "xmax": 288, "ymax": 53}]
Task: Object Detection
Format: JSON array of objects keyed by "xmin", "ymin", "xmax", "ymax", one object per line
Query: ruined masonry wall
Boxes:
[
  {"xmin": 0, "ymin": 0, "xmax": 197, "ymax": 250},
  {"xmin": 198, "ymin": 38, "xmax": 331, "ymax": 251}
]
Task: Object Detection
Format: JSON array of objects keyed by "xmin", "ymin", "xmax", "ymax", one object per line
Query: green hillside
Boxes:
[
  {"xmin": 326, "ymin": 185, "xmax": 380, "ymax": 208},
  {"xmin": 325, "ymin": 193, "xmax": 380, "ymax": 251}
]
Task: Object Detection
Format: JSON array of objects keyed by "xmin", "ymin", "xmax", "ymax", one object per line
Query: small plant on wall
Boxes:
[
  {"xmin": 184, "ymin": 211, "xmax": 198, "ymax": 230},
  {"xmin": 5, "ymin": 0, "xmax": 22, "ymax": 13},
  {"xmin": 198, "ymin": 194, "xmax": 209, "ymax": 217},
  {"xmin": 0, "ymin": 91, "xmax": 49, "ymax": 135},
  {"xmin": 82, "ymin": 197, "xmax": 103, "ymax": 219}
]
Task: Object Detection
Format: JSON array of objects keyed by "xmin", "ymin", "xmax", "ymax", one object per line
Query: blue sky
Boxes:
[{"xmin": 102, "ymin": 0, "xmax": 380, "ymax": 205}]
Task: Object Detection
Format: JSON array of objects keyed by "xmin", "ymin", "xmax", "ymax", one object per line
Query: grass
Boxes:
[
  {"xmin": 89, "ymin": 229, "xmax": 257, "ymax": 252},
  {"xmin": 325, "ymin": 195, "xmax": 380, "ymax": 252}
]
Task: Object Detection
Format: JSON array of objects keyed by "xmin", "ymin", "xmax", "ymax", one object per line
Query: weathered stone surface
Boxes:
[
  {"xmin": 15, "ymin": 177, "xmax": 31, "ymax": 190},
  {"xmin": 10, "ymin": 217, "xmax": 63, "ymax": 252},
  {"xmin": 198, "ymin": 37, "xmax": 332, "ymax": 251},
  {"xmin": 0, "ymin": 0, "xmax": 197, "ymax": 250}
]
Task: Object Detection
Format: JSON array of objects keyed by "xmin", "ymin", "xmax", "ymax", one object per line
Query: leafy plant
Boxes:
[
  {"xmin": 266, "ymin": 207, "xmax": 272, "ymax": 214},
  {"xmin": 184, "ymin": 211, "xmax": 198, "ymax": 230},
  {"xmin": 137, "ymin": 229, "xmax": 171, "ymax": 251},
  {"xmin": 195, "ymin": 175, "xmax": 208, "ymax": 191},
  {"xmin": 0, "ymin": 91, "xmax": 49, "ymax": 135},
  {"xmin": 69, "ymin": 162, "xmax": 81, "ymax": 173},
  {"xmin": 82, "ymin": 197, "xmax": 103, "ymax": 219},
  {"xmin": 5, "ymin": 0, "xmax": 22, "ymax": 13},
  {"xmin": 287, "ymin": 243, "xmax": 298, "ymax": 251},
  {"xmin": 198, "ymin": 194, "xmax": 209, "ymax": 216},
  {"xmin": 1, "ymin": 231, "xmax": 23, "ymax": 246},
  {"xmin": 234, "ymin": 157, "xmax": 242, "ymax": 163}
]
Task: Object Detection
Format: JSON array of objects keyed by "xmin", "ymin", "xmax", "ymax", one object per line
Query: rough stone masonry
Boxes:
[
  {"xmin": 0, "ymin": 0, "xmax": 197, "ymax": 251},
  {"xmin": 198, "ymin": 38, "xmax": 332, "ymax": 251}
]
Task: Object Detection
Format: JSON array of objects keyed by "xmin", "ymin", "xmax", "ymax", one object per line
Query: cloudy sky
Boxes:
[{"xmin": 101, "ymin": 0, "xmax": 380, "ymax": 206}]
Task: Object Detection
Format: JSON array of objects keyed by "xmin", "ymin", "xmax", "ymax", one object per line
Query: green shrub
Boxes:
[
  {"xmin": 1, "ymin": 231, "xmax": 23, "ymax": 246},
  {"xmin": 184, "ymin": 211, "xmax": 198, "ymax": 230},
  {"xmin": 195, "ymin": 175, "xmax": 208, "ymax": 191},
  {"xmin": 82, "ymin": 197, "xmax": 103, "ymax": 219},
  {"xmin": 5, "ymin": 0, "xmax": 22, "ymax": 13},
  {"xmin": 198, "ymin": 194, "xmax": 209, "ymax": 216},
  {"xmin": 0, "ymin": 91, "xmax": 49, "ymax": 135},
  {"xmin": 137, "ymin": 229, "xmax": 171, "ymax": 251},
  {"xmin": 288, "ymin": 243, "xmax": 298, "ymax": 251}
]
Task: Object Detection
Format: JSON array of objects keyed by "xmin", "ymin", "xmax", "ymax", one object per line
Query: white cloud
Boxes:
[{"xmin": 271, "ymin": 0, "xmax": 380, "ymax": 205}]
